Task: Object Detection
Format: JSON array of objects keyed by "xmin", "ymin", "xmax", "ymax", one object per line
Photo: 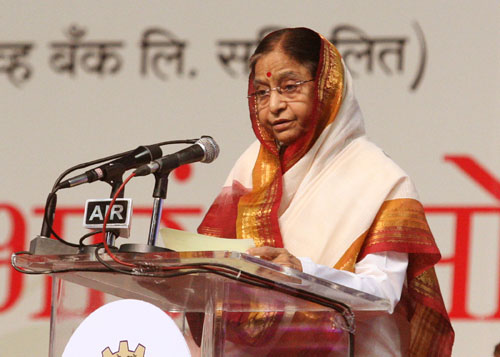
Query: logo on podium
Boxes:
[
  {"xmin": 63, "ymin": 299, "xmax": 190, "ymax": 356},
  {"xmin": 102, "ymin": 341, "xmax": 145, "ymax": 357}
]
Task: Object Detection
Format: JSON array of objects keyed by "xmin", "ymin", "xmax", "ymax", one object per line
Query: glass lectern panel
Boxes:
[{"xmin": 14, "ymin": 251, "xmax": 391, "ymax": 356}]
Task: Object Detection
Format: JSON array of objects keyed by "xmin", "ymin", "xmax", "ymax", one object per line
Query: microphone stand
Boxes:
[
  {"xmin": 119, "ymin": 172, "xmax": 170, "ymax": 253},
  {"xmin": 40, "ymin": 192, "xmax": 57, "ymax": 238},
  {"xmin": 147, "ymin": 174, "xmax": 168, "ymax": 246},
  {"xmin": 29, "ymin": 177, "xmax": 125, "ymax": 255},
  {"xmin": 29, "ymin": 192, "xmax": 82, "ymax": 255}
]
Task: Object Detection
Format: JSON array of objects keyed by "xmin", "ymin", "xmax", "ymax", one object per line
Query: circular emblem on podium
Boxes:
[{"xmin": 63, "ymin": 299, "xmax": 191, "ymax": 356}]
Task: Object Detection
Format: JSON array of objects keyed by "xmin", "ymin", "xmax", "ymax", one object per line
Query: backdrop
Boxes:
[{"xmin": 1, "ymin": 1, "xmax": 499, "ymax": 355}]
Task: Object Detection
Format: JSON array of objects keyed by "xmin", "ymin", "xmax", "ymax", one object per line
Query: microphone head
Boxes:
[{"xmin": 198, "ymin": 136, "xmax": 219, "ymax": 163}]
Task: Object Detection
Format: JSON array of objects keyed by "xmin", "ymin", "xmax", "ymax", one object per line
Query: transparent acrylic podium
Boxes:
[{"xmin": 14, "ymin": 250, "xmax": 391, "ymax": 356}]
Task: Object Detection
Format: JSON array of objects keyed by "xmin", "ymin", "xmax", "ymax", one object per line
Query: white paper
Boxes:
[{"xmin": 160, "ymin": 228, "xmax": 255, "ymax": 253}]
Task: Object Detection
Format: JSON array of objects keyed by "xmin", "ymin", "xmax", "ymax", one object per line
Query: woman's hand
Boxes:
[{"xmin": 246, "ymin": 246, "xmax": 303, "ymax": 271}]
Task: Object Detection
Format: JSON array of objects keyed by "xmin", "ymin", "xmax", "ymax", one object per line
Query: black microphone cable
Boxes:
[
  {"xmin": 40, "ymin": 138, "xmax": 200, "ymax": 249},
  {"xmin": 51, "ymin": 138, "xmax": 199, "ymax": 191}
]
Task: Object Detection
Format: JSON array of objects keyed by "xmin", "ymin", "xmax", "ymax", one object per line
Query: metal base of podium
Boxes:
[{"xmin": 30, "ymin": 236, "xmax": 80, "ymax": 255}]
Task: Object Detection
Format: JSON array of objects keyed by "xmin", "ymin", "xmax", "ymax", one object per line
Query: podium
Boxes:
[{"xmin": 13, "ymin": 250, "xmax": 391, "ymax": 356}]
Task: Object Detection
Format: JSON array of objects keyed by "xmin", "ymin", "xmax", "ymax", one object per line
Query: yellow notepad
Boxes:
[{"xmin": 160, "ymin": 227, "xmax": 255, "ymax": 253}]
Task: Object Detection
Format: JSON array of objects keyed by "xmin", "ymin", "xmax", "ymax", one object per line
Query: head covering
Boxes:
[
  {"xmin": 199, "ymin": 30, "xmax": 348, "ymax": 244},
  {"xmin": 198, "ymin": 28, "xmax": 453, "ymax": 356},
  {"xmin": 235, "ymin": 32, "xmax": 345, "ymax": 248}
]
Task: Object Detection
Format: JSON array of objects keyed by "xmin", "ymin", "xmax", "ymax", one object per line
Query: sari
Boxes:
[{"xmin": 198, "ymin": 29, "xmax": 454, "ymax": 356}]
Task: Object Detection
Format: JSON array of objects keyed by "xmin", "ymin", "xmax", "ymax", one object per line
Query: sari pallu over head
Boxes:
[
  {"xmin": 199, "ymin": 31, "xmax": 344, "ymax": 244},
  {"xmin": 198, "ymin": 29, "xmax": 453, "ymax": 356}
]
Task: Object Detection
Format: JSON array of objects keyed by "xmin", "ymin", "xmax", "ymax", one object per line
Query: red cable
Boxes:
[
  {"xmin": 101, "ymin": 172, "xmax": 136, "ymax": 267},
  {"xmin": 99, "ymin": 171, "xmax": 211, "ymax": 271},
  {"xmin": 99, "ymin": 173, "xmax": 250, "ymax": 275}
]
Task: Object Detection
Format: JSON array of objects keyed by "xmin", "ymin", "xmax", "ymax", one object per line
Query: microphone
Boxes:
[
  {"xmin": 58, "ymin": 144, "xmax": 163, "ymax": 189},
  {"xmin": 134, "ymin": 136, "xmax": 219, "ymax": 176}
]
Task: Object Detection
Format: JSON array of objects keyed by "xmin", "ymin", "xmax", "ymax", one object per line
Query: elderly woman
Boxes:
[{"xmin": 198, "ymin": 27, "xmax": 453, "ymax": 356}]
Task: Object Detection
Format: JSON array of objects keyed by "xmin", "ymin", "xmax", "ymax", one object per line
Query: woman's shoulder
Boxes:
[
  {"xmin": 348, "ymin": 137, "xmax": 419, "ymax": 199},
  {"xmin": 349, "ymin": 137, "xmax": 409, "ymax": 176},
  {"xmin": 222, "ymin": 140, "xmax": 261, "ymax": 187},
  {"xmin": 233, "ymin": 140, "xmax": 261, "ymax": 169}
]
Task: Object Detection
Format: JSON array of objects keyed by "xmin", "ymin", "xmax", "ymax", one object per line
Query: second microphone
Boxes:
[{"xmin": 134, "ymin": 136, "xmax": 219, "ymax": 176}]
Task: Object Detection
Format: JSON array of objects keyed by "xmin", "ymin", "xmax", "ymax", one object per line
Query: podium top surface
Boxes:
[{"xmin": 14, "ymin": 249, "xmax": 391, "ymax": 316}]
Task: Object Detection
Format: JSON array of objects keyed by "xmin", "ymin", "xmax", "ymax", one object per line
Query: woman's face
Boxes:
[{"xmin": 253, "ymin": 50, "xmax": 314, "ymax": 146}]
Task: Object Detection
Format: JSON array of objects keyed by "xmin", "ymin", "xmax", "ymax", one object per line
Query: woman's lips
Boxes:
[{"xmin": 272, "ymin": 119, "xmax": 293, "ymax": 132}]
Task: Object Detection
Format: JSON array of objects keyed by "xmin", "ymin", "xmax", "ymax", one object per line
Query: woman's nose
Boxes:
[{"xmin": 268, "ymin": 90, "xmax": 286, "ymax": 113}]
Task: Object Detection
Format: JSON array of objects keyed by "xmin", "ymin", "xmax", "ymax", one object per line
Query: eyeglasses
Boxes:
[{"xmin": 247, "ymin": 79, "xmax": 314, "ymax": 107}]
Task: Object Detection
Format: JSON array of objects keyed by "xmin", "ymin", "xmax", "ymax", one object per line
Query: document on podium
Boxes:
[{"xmin": 160, "ymin": 228, "xmax": 255, "ymax": 253}]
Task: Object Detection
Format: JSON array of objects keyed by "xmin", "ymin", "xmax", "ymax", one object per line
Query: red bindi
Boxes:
[{"xmin": 266, "ymin": 71, "xmax": 272, "ymax": 78}]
